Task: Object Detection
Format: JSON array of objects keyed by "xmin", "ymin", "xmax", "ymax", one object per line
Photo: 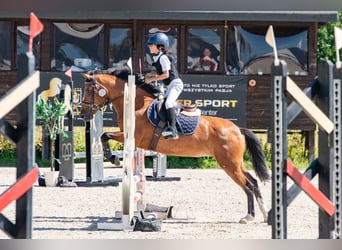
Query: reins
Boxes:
[{"xmin": 82, "ymin": 72, "xmax": 157, "ymax": 116}]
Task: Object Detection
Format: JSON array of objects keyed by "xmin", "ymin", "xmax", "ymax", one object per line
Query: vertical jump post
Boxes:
[
  {"xmin": 121, "ymin": 74, "xmax": 137, "ymax": 226},
  {"xmin": 270, "ymin": 60, "xmax": 288, "ymax": 239},
  {"xmin": 332, "ymin": 63, "xmax": 342, "ymax": 238},
  {"xmin": 0, "ymin": 12, "xmax": 43, "ymax": 238},
  {"xmin": 97, "ymin": 72, "xmax": 146, "ymax": 230},
  {"xmin": 269, "ymin": 59, "xmax": 341, "ymax": 239}
]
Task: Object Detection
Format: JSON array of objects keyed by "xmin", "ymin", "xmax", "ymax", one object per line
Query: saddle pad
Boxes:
[{"xmin": 147, "ymin": 101, "xmax": 200, "ymax": 136}]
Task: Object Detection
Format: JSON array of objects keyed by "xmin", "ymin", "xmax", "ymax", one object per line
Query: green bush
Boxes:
[
  {"xmin": 0, "ymin": 135, "xmax": 15, "ymax": 165},
  {"xmin": 317, "ymin": 11, "xmax": 342, "ymax": 63},
  {"xmin": 0, "ymin": 128, "xmax": 312, "ymax": 170}
]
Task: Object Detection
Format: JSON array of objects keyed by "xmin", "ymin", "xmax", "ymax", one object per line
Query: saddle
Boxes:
[
  {"xmin": 154, "ymin": 99, "xmax": 200, "ymax": 118},
  {"xmin": 147, "ymin": 99, "xmax": 201, "ymax": 150},
  {"xmin": 179, "ymin": 103, "xmax": 201, "ymax": 117}
]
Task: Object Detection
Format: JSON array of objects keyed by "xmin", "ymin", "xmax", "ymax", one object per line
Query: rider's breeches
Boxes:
[{"xmin": 164, "ymin": 78, "xmax": 183, "ymax": 109}]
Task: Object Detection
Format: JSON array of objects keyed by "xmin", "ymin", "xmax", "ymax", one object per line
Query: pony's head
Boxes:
[
  {"xmin": 80, "ymin": 73, "xmax": 104, "ymax": 121},
  {"xmin": 80, "ymin": 69, "xmax": 162, "ymax": 121},
  {"xmin": 80, "ymin": 73, "xmax": 123, "ymax": 121}
]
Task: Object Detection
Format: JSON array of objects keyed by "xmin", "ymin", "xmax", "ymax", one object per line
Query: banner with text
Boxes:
[
  {"xmin": 39, "ymin": 73, "xmax": 247, "ymax": 127},
  {"xmin": 179, "ymin": 75, "xmax": 247, "ymax": 127}
]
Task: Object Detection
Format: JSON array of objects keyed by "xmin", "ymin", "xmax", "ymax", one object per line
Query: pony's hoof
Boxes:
[
  {"xmin": 239, "ymin": 214, "xmax": 254, "ymax": 224},
  {"xmin": 110, "ymin": 155, "xmax": 121, "ymax": 166}
]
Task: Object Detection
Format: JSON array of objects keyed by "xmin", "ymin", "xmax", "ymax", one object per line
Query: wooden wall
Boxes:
[{"xmin": 0, "ymin": 20, "xmax": 318, "ymax": 131}]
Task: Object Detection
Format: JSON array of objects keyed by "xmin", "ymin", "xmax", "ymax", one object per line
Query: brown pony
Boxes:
[{"xmin": 80, "ymin": 72, "xmax": 270, "ymax": 224}]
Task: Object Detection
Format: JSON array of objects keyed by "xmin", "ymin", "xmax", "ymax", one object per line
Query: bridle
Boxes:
[{"xmin": 82, "ymin": 74, "xmax": 124, "ymax": 114}]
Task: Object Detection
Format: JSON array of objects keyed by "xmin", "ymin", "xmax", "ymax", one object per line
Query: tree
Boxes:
[
  {"xmin": 36, "ymin": 97, "xmax": 67, "ymax": 171},
  {"xmin": 317, "ymin": 11, "xmax": 342, "ymax": 63}
]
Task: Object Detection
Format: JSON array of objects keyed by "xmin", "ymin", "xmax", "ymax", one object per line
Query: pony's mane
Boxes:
[
  {"xmin": 89, "ymin": 67, "xmax": 162, "ymax": 98},
  {"xmin": 112, "ymin": 68, "xmax": 131, "ymax": 81},
  {"xmin": 88, "ymin": 67, "xmax": 131, "ymax": 81}
]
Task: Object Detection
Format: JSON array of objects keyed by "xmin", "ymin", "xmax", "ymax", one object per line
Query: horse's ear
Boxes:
[
  {"xmin": 81, "ymin": 73, "xmax": 89, "ymax": 79},
  {"xmin": 81, "ymin": 73, "xmax": 93, "ymax": 81}
]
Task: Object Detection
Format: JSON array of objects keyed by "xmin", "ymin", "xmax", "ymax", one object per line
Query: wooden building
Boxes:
[{"xmin": 0, "ymin": 3, "xmax": 339, "ymax": 143}]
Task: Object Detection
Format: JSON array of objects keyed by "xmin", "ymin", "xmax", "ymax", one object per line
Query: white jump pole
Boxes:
[
  {"xmin": 97, "ymin": 74, "xmax": 137, "ymax": 230},
  {"xmin": 134, "ymin": 148, "xmax": 146, "ymax": 213},
  {"xmin": 121, "ymin": 74, "xmax": 136, "ymax": 226}
]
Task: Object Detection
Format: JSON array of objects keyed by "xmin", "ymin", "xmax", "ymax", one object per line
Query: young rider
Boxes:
[{"xmin": 144, "ymin": 32, "xmax": 183, "ymax": 140}]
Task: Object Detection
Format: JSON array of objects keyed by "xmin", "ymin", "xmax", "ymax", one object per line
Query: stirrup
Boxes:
[
  {"xmin": 162, "ymin": 125, "xmax": 178, "ymax": 139},
  {"xmin": 162, "ymin": 126, "xmax": 173, "ymax": 137},
  {"xmin": 162, "ymin": 130, "xmax": 172, "ymax": 136},
  {"xmin": 163, "ymin": 132, "xmax": 179, "ymax": 140}
]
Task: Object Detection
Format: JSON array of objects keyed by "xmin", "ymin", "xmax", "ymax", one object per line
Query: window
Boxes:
[
  {"xmin": 227, "ymin": 26, "xmax": 308, "ymax": 75},
  {"xmin": 143, "ymin": 27, "xmax": 178, "ymax": 73},
  {"xmin": 17, "ymin": 25, "xmax": 41, "ymax": 69},
  {"xmin": 51, "ymin": 23, "xmax": 104, "ymax": 72},
  {"xmin": 108, "ymin": 28, "xmax": 132, "ymax": 68},
  {"xmin": 187, "ymin": 28, "xmax": 221, "ymax": 72},
  {"xmin": 0, "ymin": 22, "xmax": 11, "ymax": 70}
]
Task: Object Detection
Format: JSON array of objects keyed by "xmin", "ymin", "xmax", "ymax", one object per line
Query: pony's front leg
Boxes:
[{"xmin": 101, "ymin": 132, "xmax": 124, "ymax": 166}]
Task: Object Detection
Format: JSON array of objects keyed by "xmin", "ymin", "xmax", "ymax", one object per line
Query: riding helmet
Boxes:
[{"xmin": 147, "ymin": 33, "xmax": 169, "ymax": 49}]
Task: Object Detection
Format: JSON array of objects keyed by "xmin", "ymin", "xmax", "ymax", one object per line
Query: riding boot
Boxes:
[{"xmin": 162, "ymin": 107, "xmax": 179, "ymax": 140}]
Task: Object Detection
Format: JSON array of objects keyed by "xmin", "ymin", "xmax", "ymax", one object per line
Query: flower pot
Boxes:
[{"xmin": 44, "ymin": 171, "xmax": 60, "ymax": 187}]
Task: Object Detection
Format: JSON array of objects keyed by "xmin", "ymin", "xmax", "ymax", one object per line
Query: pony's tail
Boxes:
[{"xmin": 240, "ymin": 128, "xmax": 270, "ymax": 182}]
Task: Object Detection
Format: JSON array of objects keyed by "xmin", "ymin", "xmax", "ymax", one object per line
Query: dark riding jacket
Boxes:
[{"xmin": 152, "ymin": 54, "xmax": 180, "ymax": 86}]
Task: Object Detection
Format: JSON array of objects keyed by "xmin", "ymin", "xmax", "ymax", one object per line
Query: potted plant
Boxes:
[{"xmin": 36, "ymin": 97, "xmax": 67, "ymax": 186}]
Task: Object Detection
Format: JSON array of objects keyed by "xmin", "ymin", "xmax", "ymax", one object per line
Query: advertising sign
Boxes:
[
  {"xmin": 179, "ymin": 75, "xmax": 247, "ymax": 127},
  {"xmin": 39, "ymin": 72, "xmax": 247, "ymax": 127}
]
